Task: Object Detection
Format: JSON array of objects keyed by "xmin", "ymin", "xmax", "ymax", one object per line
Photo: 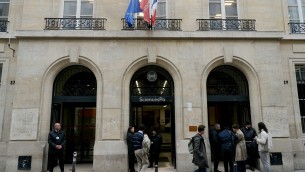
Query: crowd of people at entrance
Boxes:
[
  {"xmin": 126, "ymin": 124, "xmax": 163, "ymax": 172},
  {"xmin": 207, "ymin": 121, "xmax": 271, "ymax": 172}
]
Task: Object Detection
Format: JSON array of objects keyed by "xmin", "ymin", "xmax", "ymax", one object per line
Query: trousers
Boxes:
[
  {"xmin": 259, "ymin": 151, "xmax": 270, "ymax": 172},
  {"xmin": 135, "ymin": 149, "xmax": 149, "ymax": 172}
]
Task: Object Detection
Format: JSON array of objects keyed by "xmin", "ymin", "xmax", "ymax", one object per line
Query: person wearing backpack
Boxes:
[
  {"xmin": 192, "ymin": 125, "xmax": 209, "ymax": 172},
  {"xmin": 254, "ymin": 122, "xmax": 270, "ymax": 172}
]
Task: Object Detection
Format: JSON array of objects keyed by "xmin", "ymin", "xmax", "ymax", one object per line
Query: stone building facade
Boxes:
[{"xmin": 0, "ymin": 0, "xmax": 305, "ymax": 172}]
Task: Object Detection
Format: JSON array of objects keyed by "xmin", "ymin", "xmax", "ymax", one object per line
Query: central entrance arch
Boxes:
[
  {"xmin": 130, "ymin": 65, "xmax": 176, "ymax": 167},
  {"xmin": 51, "ymin": 65, "xmax": 96, "ymax": 163},
  {"xmin": 207, "ymin": 65, "xmax": 251, "ymax": 128}
]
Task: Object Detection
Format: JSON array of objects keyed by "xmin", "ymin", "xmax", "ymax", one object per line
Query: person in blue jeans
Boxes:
[{"xmin": 192, "ymin": 125, "xmax": 209, "ymax": 172}]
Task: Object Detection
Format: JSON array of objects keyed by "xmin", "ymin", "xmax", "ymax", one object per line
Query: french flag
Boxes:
[{"xmin": 151, "ymin": 0, "xmax": 158, "ymax": 26}]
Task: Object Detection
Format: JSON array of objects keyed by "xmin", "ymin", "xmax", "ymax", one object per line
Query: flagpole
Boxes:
[{"xmin": 150, "ymin": 0, "xmax": 152, "ymax": 30}]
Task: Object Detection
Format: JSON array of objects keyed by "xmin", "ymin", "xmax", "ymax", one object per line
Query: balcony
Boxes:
[
  {"xmin": 196, "ymin": 19, "xmax": 256, "ymax": 31},
  {"xmin": 45, "ymin": 18, "xmax": 107, "ymax": 30},
  {"xmin": 289, "ymin": 22, "xmax": 305, "ymax": 34},
  {"xmin": 122, "ymin": 18, "xmax": 182, "ymax": 31},
  {"xmin": 0, "ymin": 20, "xmax": 9, "ymax": 32}
]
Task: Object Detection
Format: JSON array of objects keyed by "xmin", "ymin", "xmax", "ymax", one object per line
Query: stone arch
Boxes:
[
  {"xmin": 122, "ymin": 55, "xmax": 184, "ymax": 140},
  {"xmin": 39, "ymin": 56, "xmax": 102, "ymax": 143},
  {"xmin": 201, "ymin": 56, "xmax": 262, "ymax": 131}
]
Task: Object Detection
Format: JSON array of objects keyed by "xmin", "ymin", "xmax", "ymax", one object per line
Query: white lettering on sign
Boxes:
[{"xmin": 139, "ymin": 97, "xmax": 166, "ymax": 102}]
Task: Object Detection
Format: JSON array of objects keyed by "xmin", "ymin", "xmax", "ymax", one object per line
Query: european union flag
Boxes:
[{"xmin": 125, "ymin": 0, "xmax": 142, "ymax": 28}]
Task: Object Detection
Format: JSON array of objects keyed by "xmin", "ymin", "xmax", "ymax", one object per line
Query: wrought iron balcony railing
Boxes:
[
  {"xmin": 196, "ymin": 19, "xmax": 256, "ymax": 31},
  {"xmin": 289, "ymin": 22, "xmax": 305, "ymax": 34},
  {"xmin": 122, "ymin": 18, "xmax": 182, "ymax": 31},
  {"xmin": 45, "ymin": 18, "xmax": 107, "ymax": 30},
  {"xmin": 0, "ymin": 20, "xmax": 9, "ymax": 32}
]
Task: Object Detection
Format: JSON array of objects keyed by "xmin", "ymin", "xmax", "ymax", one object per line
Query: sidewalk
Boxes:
[{"xmin": 53, "ymin": 164, "xmax": 305, "ymax": 172}]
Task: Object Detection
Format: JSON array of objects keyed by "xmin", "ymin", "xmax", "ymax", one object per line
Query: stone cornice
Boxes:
[{"xmin": 6, "ymin": 30, "xmax": 285, "ymax": 40}]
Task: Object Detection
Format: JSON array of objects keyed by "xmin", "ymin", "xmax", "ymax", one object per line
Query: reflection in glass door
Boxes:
[{"xmin": 61, "ymin": 103, "xmax": 96, "ymax": 163}]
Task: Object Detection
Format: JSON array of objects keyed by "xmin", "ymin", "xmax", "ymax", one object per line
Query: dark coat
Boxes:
[
  {"xmin": 132, "ymin": 131, "xmax": 144, "ymax": 151},
  {"xmin": 209, "ymin": 128, "xmax": 221, "ymax": 152},
  {"xmin": 127, "ymin": 131, "xmax": 134, "ymax": 155},
  {"xmin": 218, "ymin": 129, "xmax": 237, "ymax": 150},
  {"xmin": 149, "ymin": 133, "xmax": 162, "ymax": 154},
  {"xmin": 192, "ymin": 133, "xmax": 209, "ymax": 168},
  {"xmin": 48, "ymin": 130, "xmax": 66, "ymax": 154}
]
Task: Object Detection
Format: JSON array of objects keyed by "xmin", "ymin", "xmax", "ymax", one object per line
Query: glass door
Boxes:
[{"xmin": 61, "ymin": 103, "xmax": 96, "ymax": 163}]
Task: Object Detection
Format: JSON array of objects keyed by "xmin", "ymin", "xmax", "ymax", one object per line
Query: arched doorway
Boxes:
[
  {"xmin": 207, "ymin": 65, "xmax": 251, "ymax": 129},
  {"xmin": 51, "ymin": 65, "xmax": 96, "ymax": 163},
  {"xmin": 130, "ymin": 65, "xmax": 176, "ymax": 167}
]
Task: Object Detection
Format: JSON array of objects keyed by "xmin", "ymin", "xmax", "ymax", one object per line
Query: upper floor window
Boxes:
[
  {"xmin": 138, "ymin": 0, "xmax": 166, "ymax": 19},
  {"xmin": 0, "ymin": 0, "xmax": 9, "ymax": 20},
  {"xmin": 156, "ymin": 0, "xmax": 166, "ymax": 19},
  {"xmin": 209, "ymin": 0, "xmax": 238, "ymax": 19},
  {"xmin": 288, "ymin": 0, "xmax": 305, "ymax": 22},
  {"xmin": 63, "ymin": 0, "xmax": 93, "ymax": 18}
]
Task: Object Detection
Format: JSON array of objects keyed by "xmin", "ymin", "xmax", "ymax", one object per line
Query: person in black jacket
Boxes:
[
  {"xmin": 48, "ymin": 123, "xmax": 66, "ymax": 172},
  {"xmin": 148, "ymin": 127, "xmax": 162, "ymax": 168},
  {"xmin": 241, "ymin": 121, "xmax": 258, "ymax": 171},
  {"xmin": 126, "ymin": 126, "xmax": 136, "ymax": 172},
  {"xmin": 209, "ymin": 124, "xmax": 221, "ymax": 172}
]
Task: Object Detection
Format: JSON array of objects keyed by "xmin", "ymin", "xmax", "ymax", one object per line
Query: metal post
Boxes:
[
  {"xmin": 154, "ymin": 165, "xmax": 158, "ymax": 172},
  {"xmin": 72, "ymin": 151, "xmax": 77, "ymax": 172}
]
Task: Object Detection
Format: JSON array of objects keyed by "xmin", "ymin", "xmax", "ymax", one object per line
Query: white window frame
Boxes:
[
  {"xmin": 289, "ymin": 58, "xmax": 305, "ymax": 137},
  {"xmin": 288, "ymin": 0, "xmax": 305, "ymax": 22},
  {"xmin": 0, "ymin": 59, "xmax": 9, "ymax": 139},
  {"xmin": 61, "ymin": 0, "xmax": 94, "ymax": 18},
  {"xmin": 0, "ymin": 0, "xmax": 10, "ymax": 20},
  {"xmin": 209, "ymin": 0, "xmax": 238, "ymax": 19},
  {"xmin": 137, "ymin": 0, "xmax": 167, "ymax": 19}
]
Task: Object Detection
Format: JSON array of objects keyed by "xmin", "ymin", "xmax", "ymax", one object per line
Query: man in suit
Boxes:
[{"xmin": 48, "ymin": 123, "xmax": 66, "ymax": 172}]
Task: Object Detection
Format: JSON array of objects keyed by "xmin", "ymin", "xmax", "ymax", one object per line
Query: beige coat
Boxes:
[{"xmin": 235, "ymin": 129, "xmax": 247, "ymax": 161}]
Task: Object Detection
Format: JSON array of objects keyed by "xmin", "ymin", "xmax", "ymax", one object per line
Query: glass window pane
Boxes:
[
  {"xmin": 225, "ymin": 3, "xmax": 237, "ymax": 17},
  {"xmin": 301, "ymin": 0, "xmax": 305, "ymax": 5},
  {"xmin": 0, "ymin": 64, "xmax": 2, "ymax": 83},
  {"xmin": 0, "ymin": 3, "xmax": 9, "ymax": 17},
  {"xmin": 288, "ymin": 0, "xmax": 298, "ymax": 6},
  {"xmin": 303, "ymin": 7, "xmax": 305, "ymax": 20},
  {"xmin": 209, "ymin": 3, "xmax": 221, "ymax": 17},
  {"xmin": 81, "ymin": 1, "xmax": 93, "ymax": 16},
  {"xmin": 157, "ymin": 2, "xmax": 166, "ymax": 17},
  {"xmin": 0, "ymin": 0, "xmax": 10, "ymax": 2},
  {"xmin": 210, "ymin": 0, "xmax": 221, "ymax": 2},
  {"xmin": 64, "ymin": 1, "xmax": 77, "ymax": 16},
  {"xmin": 289, "ymin": 7, "xmax": 299, "ymax": 20}
]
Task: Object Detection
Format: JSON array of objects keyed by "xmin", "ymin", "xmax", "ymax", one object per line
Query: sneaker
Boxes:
[{"xmin": 155, "ymin": 165, "xmax": 158, "ymax": 168}]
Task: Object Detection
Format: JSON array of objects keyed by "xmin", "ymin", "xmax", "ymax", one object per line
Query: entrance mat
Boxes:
[{"xmin": 159, "ymin": 157, "xmax": 169, "ymax": 162}]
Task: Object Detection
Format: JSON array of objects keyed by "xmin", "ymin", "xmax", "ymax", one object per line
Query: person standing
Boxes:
[
  {"xmin": 48, "ymin": 123, "xmax": 66, "ymax": 172},
  {"xmin": 241, "ymin": 121, "xmax": 257, "ymax": 171},
  {"xmin": 218, "ymin": 124, "xmax": 237, "ymax": 172},
  {"xmin": 209, "ymin": 124, "xmax": 221, "ymax": 172},
  {"xmin": 192, "ymin": 125, "xmax": 209, "ymax": 172},
  {"xmin": 254, "ymin": 122, "xmax": 271, "ymax": 172},
  {"xmin": 148, "ymin": 127, "xmax": 162, "ymax": 168},
  {"xmin": 127, "ymin": 126, "xmax": 136, "ymax": 172},
  {"xmin": 232, "ymin": 124, "xmax": 247, "ymax": 172},
  {"xmin": 132, "ymin": 124, "xmax": 150, "ymax": 172}
]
